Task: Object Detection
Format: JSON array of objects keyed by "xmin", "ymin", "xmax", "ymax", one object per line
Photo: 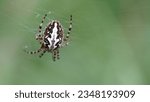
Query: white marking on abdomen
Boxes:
[{"xmin": 47, "ymin": 22, "xmax": 60, "ymax": 49}]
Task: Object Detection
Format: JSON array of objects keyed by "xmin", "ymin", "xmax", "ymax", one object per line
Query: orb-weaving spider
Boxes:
[{"xmin": 24, "ymin": 14, "xmax": 72, "ymax": 61}]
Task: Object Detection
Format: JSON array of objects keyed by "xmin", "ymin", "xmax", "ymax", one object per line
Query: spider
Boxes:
[{"xmin": 24, "ymin": 14, "xmax": 72, "ymax": 61}]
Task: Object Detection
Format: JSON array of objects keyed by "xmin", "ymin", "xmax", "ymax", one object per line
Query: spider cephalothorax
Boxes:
[{"xmin": 24, "ymin": 14, "xmax": 72, "ymax": 61}]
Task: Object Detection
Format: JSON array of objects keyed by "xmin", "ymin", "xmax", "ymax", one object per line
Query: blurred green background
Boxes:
[{"xmin": 0, "ymin": 0, "xmax": 150, "ymax": 84}]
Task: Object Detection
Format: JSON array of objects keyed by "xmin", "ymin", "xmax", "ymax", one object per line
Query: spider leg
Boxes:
[
  {"xmin": 36, "ymin": 34, "xmax": 44, "ymax": 44},
  {"xmin": 24, "ymin": 48, "xmax": 42, "ymax": 54},
  {"xmin": 38, "ymin": 13, "xmax": 47, "ymax": 33},
  {"xmin": 39, "ymin": 50, "xmax": 46, "ymax": 58},
  {"xmin": 36, "ymin": 13, "xmax": 48, "ymax": 43},
  {"xmin": 66, "ymin": 15, "xmax": 73, "ymax": 39},
  {"xmin": 63, "ymin": 15, "xmax": 72, "ymax": 46},
  {"xmin": 56, "ymin": 49, "xmax": 60, "ymax": 59},
  {"xmin": 52, "ymin": 50, "xmax": 57, "ymax": 61}
]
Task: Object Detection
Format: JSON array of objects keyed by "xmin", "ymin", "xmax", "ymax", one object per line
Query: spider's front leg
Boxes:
[
  {"xmin": 35, "ymin": 13, "xmax": 48, "ymax": 44},
  {"xmin": 62, "ymin": 15, "xmax": 72, "ymax": 47}
]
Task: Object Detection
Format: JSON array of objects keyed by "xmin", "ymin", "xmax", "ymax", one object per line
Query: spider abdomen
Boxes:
[{"xmin": 44, "ymin": 21, "xmax": 63, "ymax": 50}]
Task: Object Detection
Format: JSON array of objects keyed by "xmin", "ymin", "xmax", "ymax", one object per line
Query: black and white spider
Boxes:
[{"xmin": 24, "ymin": 14, "xmax": 72, "ymax": 61}]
